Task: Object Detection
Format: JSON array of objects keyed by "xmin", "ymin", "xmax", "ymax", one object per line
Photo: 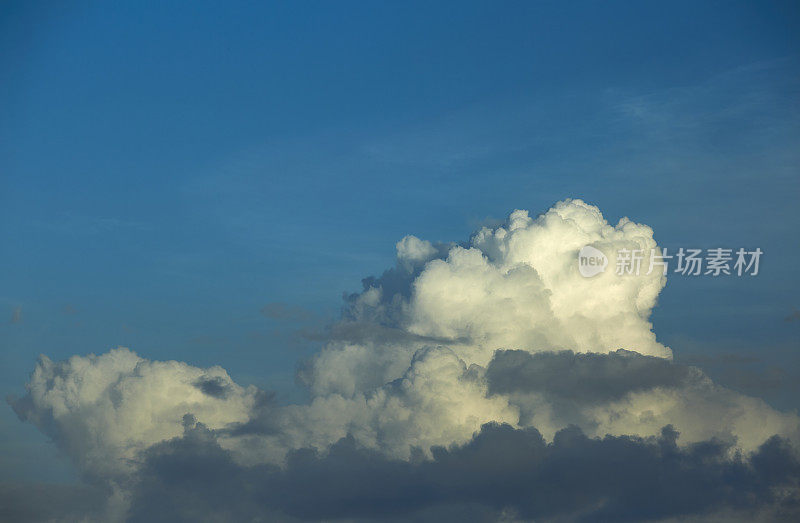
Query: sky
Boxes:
[{"xmin": 1, "ymin": 1, "xmax": 800, "ymax": 521}]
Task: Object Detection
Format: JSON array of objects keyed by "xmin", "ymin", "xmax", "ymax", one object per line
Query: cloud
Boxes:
[
  {"xmin": 193, "ymin": 376, "xmax": 234, "ymax": 399},
  {"xmin": 9, "ymin": 348, "xmax": 258, "ymax": 480},
  {"xmin": 0, "ymin": 482, "xmax": 109, "ymax": 523},
  {"xmin": 486, "ymin": 349, "xmax": 698, "ymax": 404},
  {"xmin": 9, "ymin": 199, "xmax": 800, "ymax": 520},
  {"xmin": 301, "ymin": 199, "xmax": 671, "ymax": 401},
  {"xmin": 485, "ymin": 350, "xmax": 800, "ymax": 449},
  {"xmin": 407, "ymin": 202, "xmax": 670, "ymax": 363},
  {"xmin": 124, "ymin": 422, "xmax": 800, "ymax": 522},
  {"xmin": 298, "ymin": 320, "xmax": 466, "ymax": 346}
]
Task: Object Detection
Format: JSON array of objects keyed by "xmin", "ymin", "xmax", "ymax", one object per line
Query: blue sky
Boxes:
[{"xmin": 1, "ymin": 1, "xmax": 799, "ymax": 483}]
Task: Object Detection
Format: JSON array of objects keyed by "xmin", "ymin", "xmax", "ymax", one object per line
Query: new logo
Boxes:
[{"xmin": 578, "ymin": 245, "xmax": 608, "ymax": 278}]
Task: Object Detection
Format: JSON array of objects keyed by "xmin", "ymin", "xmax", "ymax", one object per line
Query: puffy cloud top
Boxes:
[
  {"xmin": 408, "ymin": 199, "xmax": 670, "ymax": 364},
  {"xmin": 11, "ymin": 348, "xmax": 257, "ymax": 479}
]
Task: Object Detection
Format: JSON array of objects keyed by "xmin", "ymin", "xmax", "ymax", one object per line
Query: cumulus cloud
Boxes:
[
  {"xmin": 409, "ymin": 201, "xmax": 670, "ymax": 365},
  {"xmin": 125, "ymin": 422, "xmax": 800, "ymax": 522},
  {"xmin": 486, "ymin": 350, "xmax": 800, "ymax": 449},
  {"xmin": 9, "ymin": 348, "xmax": 258, "ymax": 480},
  {"xmin": 301, "ymin": 198, "xmax": 670, "ymax": 400},
  {"xmin": 269, "ymin": 346, "xmax": 518, "ymax": 462},
  {"xmin": 8, "ymin": 199, "xmax": 800, "ymax": 520}
]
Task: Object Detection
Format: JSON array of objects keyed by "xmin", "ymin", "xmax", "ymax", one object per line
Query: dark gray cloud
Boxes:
[
  {"xmin": 124, "ymin": 421, "xmax": 800, "ymax": 523},
  {"xmin": 217, "ymin": 389, "xmax": 280, "ymax": 438},
  {"xmin": 0, "ymin": 482, "xmax": 108, "ymax": 523},
  {"xmin": 192, "ymin": 376, "xmax": 232, "ymax": 399},
  {"xmin": 486, "ymin": 349, "xmax": 700, "ymax": 404}
]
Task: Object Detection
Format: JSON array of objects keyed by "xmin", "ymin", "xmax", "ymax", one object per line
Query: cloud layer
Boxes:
[
  {"xmin": 9, "ymin": 199, "xmax": 800, "ymax": 521},
  {"xmin": 122, "ymin": 421, "xmax": 800, "ymax": 522}
]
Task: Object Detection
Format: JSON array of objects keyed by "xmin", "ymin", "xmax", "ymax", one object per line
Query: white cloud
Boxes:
[
  {"xmin": 11, "ymin": 348, "xmax": 257, "ymax": 479},
  {"xmin": 10, "ymin": 199, "xmax": 800, "ymax": 499},
  {"xmin": 262, "ymin": 346, "xmax": 518, "ymax": 463},
  {"xmin": 305, "ymin": 198, "xmax": 670, "ymax": 402},
  {"xmin": 396, "ymin": 235, "xmax": 438, "ymax": 270},
  {"xmin": 408, "ymin": 200, "xmax": 670, "ymax": 365},
  {"xmin": 589, "ymin": 381, "xmax": 800, "ymax": 451}
]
